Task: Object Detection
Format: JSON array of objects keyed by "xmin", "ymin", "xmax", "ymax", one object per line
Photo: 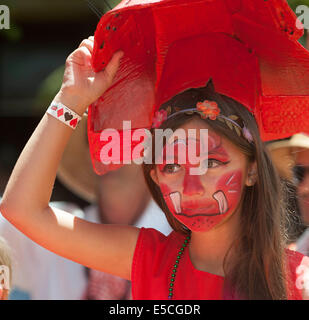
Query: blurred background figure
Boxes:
[
  {"xmin": 293, "ymin": 134, "xmax": 309, "ymax": 256},
  {"xmin": 0, "ymin": 236, "xmax": 12, "ymax": 300},
  {"xmin": 267, "ymin": 134, "xmax": 309, "ymax": 255}
]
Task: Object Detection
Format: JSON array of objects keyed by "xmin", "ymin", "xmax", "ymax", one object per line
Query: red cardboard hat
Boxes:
[{"xmin": 88, "ymin": 0, "xmax": 309, "ymax": 175}]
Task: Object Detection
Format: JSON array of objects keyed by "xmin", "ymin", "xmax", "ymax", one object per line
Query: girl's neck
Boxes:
[{"xmin": 188, "ymin": 209, "xmax": 240, "ymax": 277}]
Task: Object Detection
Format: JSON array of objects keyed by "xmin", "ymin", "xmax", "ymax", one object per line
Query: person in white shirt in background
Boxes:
[
  {"xmin": 293, "ymin": 135, "xmax": 309, "ymax": 257},
  {"xmin": 0, "ymin": 115, "xmax": 172, "ymax": 300},
  {"xmin": 0, "ymin": 236, "xmax": 12, "ymax": 300}
]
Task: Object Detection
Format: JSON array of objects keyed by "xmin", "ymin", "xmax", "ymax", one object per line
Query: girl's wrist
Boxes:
[{"xmin": 53, "ymin": 90, "xmax": 89, "ymax": 116}]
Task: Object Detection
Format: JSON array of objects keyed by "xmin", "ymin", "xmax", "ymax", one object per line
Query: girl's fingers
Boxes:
[
  {"xmin": 94, "ymin": 51, "xmax": 124, "ymax": 91},
  {"xmin": 88, "ymin": 36, "xmax": 94, "ymax": 42},
  {"xmin": 77, "ymin": 46, "xmax": 92, "ymax": 60},
  {"xmin": 101, "ymin": 51, "xmax": 124, "ymax": 82},
  {"xmin": 78, "ymin": 39, "xmax": 94, "ymax": 53},
  {"xmin": 67, "ymin": 46, "xmax": 92, "ymax": 66}
]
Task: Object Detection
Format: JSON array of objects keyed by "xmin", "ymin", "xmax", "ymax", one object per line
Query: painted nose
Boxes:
[{"xmin": 183, "ymin": 171, "xmax": 205, "ymax": 196}]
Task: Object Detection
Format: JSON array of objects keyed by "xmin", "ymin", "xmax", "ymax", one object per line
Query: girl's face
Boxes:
[{"xmin": 151, "ymin": 118, "xmax": 255, "ymax": 232}]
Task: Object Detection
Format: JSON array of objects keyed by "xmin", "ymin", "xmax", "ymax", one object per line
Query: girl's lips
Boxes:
[
  {"xmin": 182, "ymin": 203, "xmax": 217, "ymax": 214},
  {"xmin": 179, "ymin": 202, "xmax": 222, "ymax": 216}
]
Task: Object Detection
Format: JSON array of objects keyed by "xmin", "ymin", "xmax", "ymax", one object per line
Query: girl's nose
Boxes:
[{"xmin": 183, "ymin": 171, "xmax": 205, "ymax": 196}]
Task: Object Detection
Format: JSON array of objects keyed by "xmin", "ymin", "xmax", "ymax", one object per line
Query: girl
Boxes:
[{"xmin": 0, "ymin": 37, "xmax": 305, "ymax": 300}]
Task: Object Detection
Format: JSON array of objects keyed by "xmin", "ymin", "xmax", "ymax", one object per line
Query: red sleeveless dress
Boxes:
[{"xmin": 131, "ymin": 228, "xmax": 304, "ymax": 300}]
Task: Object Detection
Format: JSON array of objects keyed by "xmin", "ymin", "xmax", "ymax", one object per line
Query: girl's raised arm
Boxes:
[{"xmin": 0, "ymin": 38, "xmax": 139, "ymax": 280}]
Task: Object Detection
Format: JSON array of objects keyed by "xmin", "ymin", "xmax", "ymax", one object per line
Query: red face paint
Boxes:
[
  {"xmin": 161, "ymin": 170, "xmax": 243, "ymax": 232},
  {"xmin": 156, "ymin": 130, "xmax": 244, "ymax": 232}
]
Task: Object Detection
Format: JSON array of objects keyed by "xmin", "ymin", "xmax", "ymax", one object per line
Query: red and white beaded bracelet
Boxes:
[{"xmin": 46, "ymin": 102, "xmax": 82, "ymax": 130}]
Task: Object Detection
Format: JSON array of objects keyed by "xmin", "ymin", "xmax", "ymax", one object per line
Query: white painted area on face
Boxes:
[
  {"xmin": 213, "ymin": 190, "xmax": 228, "ymax": 214},
  {"xmin": 169, "ymin": 191, "xmax": 182, "ymax": 214},
  {"xmin": 226, "ymin": 173, "xmax": 236, "ymax": 186}
]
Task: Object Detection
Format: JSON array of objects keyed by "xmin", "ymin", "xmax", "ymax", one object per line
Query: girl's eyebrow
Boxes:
[
  {"xmin": 170, "ymin": 138, "xmax": 200, "ymax": 145},
  {"xmin": 208, "ymin": 149, "xmax": 228, "ymax": 155},
  {"xmin": 208, "ymin": 145, "xmax": 230, "ymax": 158},
  {"xmin": 163, "ymin": 135, "xmax": 230, "ymax": 161},
  {"xmin": 162, "ymin": 150, "xmax": 230, "ymax": 163},
  {"xmin": 171, "ymin": 139, "xmax": 188, "ymax": 146}
]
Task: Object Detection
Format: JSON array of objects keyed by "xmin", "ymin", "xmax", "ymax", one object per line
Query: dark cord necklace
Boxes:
[{"xmin": 168, "ymin": 234, "xmax": 191, "ymax": 299}]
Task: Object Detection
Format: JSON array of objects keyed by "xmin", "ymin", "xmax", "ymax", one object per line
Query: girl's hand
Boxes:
[{"xmin": 54, "ymin": 36, "xmax": 123, "ymax": 115}]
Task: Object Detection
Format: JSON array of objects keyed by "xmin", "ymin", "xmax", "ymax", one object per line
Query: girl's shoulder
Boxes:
[{"xmin": 134, "ymin": 227, "xmax": 184, "ymax": 253}]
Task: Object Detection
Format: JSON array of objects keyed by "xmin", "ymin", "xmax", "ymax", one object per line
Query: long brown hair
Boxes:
[{"xmin": 143, "ymin": 81, "xmax": 290, "ymax": 299}]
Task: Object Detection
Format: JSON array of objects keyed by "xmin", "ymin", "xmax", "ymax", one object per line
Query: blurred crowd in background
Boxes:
[{"xmin": 0, "ymin": 0, "xmax": 309, "ymax": 300}]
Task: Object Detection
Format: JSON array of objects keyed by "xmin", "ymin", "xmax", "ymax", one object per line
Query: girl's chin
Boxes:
[
  {"xmin": 173, "ymin": 212, "xmax": 230, "ymax": 232},
  {"xmin": 187, "ymin": 224, "xmax": 217, "ymax": 233}
]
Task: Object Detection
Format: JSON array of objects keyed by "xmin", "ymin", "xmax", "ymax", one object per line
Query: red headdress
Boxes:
[{"xmin": 88, "ymin": 0, "xmax": 309, "ymax": 175}]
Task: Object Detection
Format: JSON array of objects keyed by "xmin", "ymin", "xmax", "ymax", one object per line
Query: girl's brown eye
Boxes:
[
  {"xmin": 163, "ymin": 164, "xmax": 181, "ymax": 174},
  {"xmin": 207, "ymin": 159, "xmax": 220, "ymax": 168},
  {"xmin": 206, "ymin": 159, "xmax": 230, "ymax": 169}
]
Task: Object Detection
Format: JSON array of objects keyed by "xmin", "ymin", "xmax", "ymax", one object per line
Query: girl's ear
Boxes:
[
  {"xmin": 150, "ymin": 168, "xmax": 160, "ymax": 186},
  {"xmin": 245, "ymin": 161, "xmax": 257, "ymax": 187}
]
